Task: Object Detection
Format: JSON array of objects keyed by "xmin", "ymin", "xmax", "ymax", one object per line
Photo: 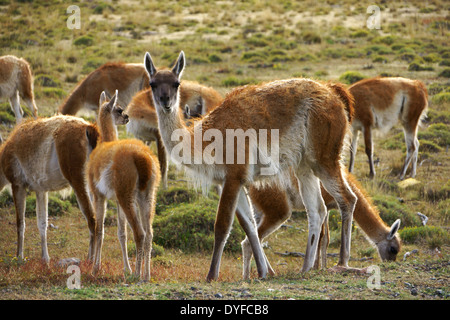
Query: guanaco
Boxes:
[
  {"xmin": 0, "ymin": 55, "xmax": 38, "ymax": 122},
  {"xmin": 59, "ymin": 62, "xmax": 149, "ymax": 116},
  {"xmin": 144, "ymin": 51, "xmax": 357, "ymax": 281},
  {"xmin": 0, "ymin": 115, "xmax": 99, "ymax": 263},
  {"xmin": 87, "ymin": 90, "xmax": 160, "ymax": 281},
  {"xmin": 241, "ymin": 171, "xmax": 401, "ymax": 279},
  {"xmin": 348, "ymin": 77, "xmax": 428, "ymax": 179}
]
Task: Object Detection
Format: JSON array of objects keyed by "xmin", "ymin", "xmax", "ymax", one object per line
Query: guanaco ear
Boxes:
[
  {"xmin": 184, "ymin": 104, "xmax": 190, "ymax": 118},
  {"xmin": 387, "ymin": 219, "xmax": 401, "ymax": 240},
  {"xmin": 99, "ymin": 91, "xmax": 107, "ymax": 107},
  {"xmin": 106, "ymin": 90, "xmax": 118, "ymax": 111},
  {"xmin": 144, "ymin": 52, "xmax": 157, "ymax": 78},
  {"xmin": 172, "ymin": 51, "xmax": 185, "ymax": 79}
]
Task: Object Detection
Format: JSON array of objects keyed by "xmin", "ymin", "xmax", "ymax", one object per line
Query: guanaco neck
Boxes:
[
  {"xmin": 156, "ymin": 96, "xmax": 194, "ymax": 157},
  {"xmin": 350, "ymin": 180, "xmax": 390, "ymax": 245},
  {"xmin": 98, "ymin": 107, "xmax": 118, "ymax": 143}
]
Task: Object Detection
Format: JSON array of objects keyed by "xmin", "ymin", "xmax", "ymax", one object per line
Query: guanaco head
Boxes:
[
  {"xmin": 144, "ymin": 51, "xmax": 185, "ymax": 114},
  {"xmin": 377, "ymin": 219, "xmax": 402, "ymax": 261},
  {"xmin": 99, "ymin": 90, "xmax": 129, "ymax": 125}
]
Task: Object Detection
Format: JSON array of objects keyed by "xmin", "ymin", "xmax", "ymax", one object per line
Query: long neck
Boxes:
[
  {"xmin": 155, "ymin": 98, "xmax": 193, "ymax": 158},
  {"xmin": 59, "ymin": 87, "xmax": 83, "ymax": 115},
  {"xmin": 346, "ymin": 176, "xmax": 390, "ymax": 244},
  {"xmin": 98, "ymin": 111, "xmax": 118, "ymax": 142}
]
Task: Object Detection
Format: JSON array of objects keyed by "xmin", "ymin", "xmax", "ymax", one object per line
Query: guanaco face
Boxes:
[
  {"xmin": 144, "ymin": 52, "xmax": 184, "ymax": 113},
  {"xmin": 99, "ymin": 90, "xmax": 129, "ymax": 126},
  {"xmin": 97, "ymin": 91, "xmax": 129, "ymax": 145}
]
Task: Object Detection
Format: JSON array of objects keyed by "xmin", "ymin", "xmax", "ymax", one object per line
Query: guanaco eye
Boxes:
[
  {"xmin": 390, "ymin": 247, "xmax": 398, "ymax": 254},
  {"xmin": 150, "ymin": 82, "xmax": 157, "ymax": 89},
  {"xmin": 173, "ymin": 81, "xmax": 180, "ymax": 89}
]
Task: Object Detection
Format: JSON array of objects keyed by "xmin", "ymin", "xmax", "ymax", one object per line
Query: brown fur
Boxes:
[
  {"xmin": 348, "ymin": 77, "xmax": 428, "ymax": 179},
  {"xmin": 145, "ymin": 51, "xmax": 357, "ymax": 281},
  {"xmin": 126, "ymin": 80, "xmax": 223, "ymax": 187},
  {"xmin": 0, "ymin": 55, "xmax": 38, "ymax": 122},
  {"xmin": 246, "ymin": 170, "xmax": 401, "ymax": 276},
  {"xmin": 59, "ymin": 62, "xmax": 149, "ymax": 115},
  {"xmin": 87, "ymin": 92, "xmax": 160, "ymax": 281},
  {"xmin": 0, "ymin": 116, "xmax": 98, "ymax": 262}
]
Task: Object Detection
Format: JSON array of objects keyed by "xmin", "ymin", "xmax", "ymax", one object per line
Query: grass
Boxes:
[{"xmin": 0, "ymin": 0, "xmax": 449, "ymax": 301}]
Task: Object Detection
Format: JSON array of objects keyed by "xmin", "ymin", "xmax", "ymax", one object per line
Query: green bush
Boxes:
[
  {"xmin": 35, "ymin": 74, "xmax": 61, "ymax": 88},
  {"xmin": 408, "ymin": 62, "xmax": 433, "ymax": 72},
  {"xmin": 350, "ymin": 29, "xmax": 369, "ymax": 38},
  {"xmin": 0, "ymin": 190, "xmax": 13, "ymax": 207},
  {"xmin": 153, "ymin": 197, "xmax": 245, "ymax": 253},
  {"xmin": 40, "ymin": 88, "xmax": 66, "ymax": 99},
  {"xmin": 338, "ymin": 71, "xmax": 366, "ymax": 84},
  {"xmin": 0, "ymin": 102, "xmax": 15, "ymax": 124},
  {"xmin": 372, "ymin": 195, "xmax": 421, "ymax": 227},
  {"xmin": 431, "ymin": 91, "xmax": 450, "ymax": 107},
  {"xmin": 372, "ymin": 55, "xmax": 387, "ymax": 63},
  {"xmin": 222, "ymin": 76, "xmax": 258, "ymax": 87},
  {"xmin": 438, "ymin": 68, "xmax": 450, "ymax": 78},
  {"xmin": 399, "ymin": 226, "xmax": 449, "ymax": 247},
  {"xmin": 419, "ymin": 139, "xmax": 443, "ymax": 153},
  {"xmin": 241, "ymin": 50, "xmax": 267, "ymax": 62},
  {"xmin": 82, "ymin": 58, "xmax": 105, "ymax": 74},
  {"xmin": 157, "ymin": 186, "xmax": 199, "ymax": 207},
  {"xmin": 418, "ymin": 123, "xmax": 450, "ymax": 147},
  {"xmin": 208, "ymin": 54, "xmax": 222, "ymax": 63},
  {"xmin": 73, "ymin": 35, "xmax": 94, "ymax": 47},
  {"xmin": 423, "ymin": 53, "xmax": 441, "ymax": 63},
  {"xmin": 301, "ymin": 31, "xmax": 321, "ymax": 44},
  {"xmin": 25, "ymin": 194, "xmax": 72, "ymax": 217}
]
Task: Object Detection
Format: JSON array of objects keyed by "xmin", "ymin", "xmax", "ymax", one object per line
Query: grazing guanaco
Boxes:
[
  {"xmin": 59, "ymin": 62, "xmax": 149, "ymax": 116},
  {"xmin": 0, "ymin": 55, "xmax": 38, "ymax": 122},
  {"xmin": 241, "ymin": 171, "xmax": 401, "ymax": 279},
  {"xmin": 126, "ymin": 81, "xmax": 223, "ymax": 188},
  {"xmin": 144, "ymin": 51, "xmax": 357, "ymax": 281},
  {"xmin": 87, "ymin": 91, "xmax": 160, "ymax": 281},
  {"xmin": 0, "ymin": 115, "xmax": 99, "ymax": 263},
  {"xmin": 348, "ymin": 77, "xmax": 428, "ymax": 179}
]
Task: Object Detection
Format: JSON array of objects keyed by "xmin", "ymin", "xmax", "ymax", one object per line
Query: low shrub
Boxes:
[
  {"xmin": 399, "ymin": 225, "xmax": 449, "ymax": 248},
  {"xmin": 408, "ymin": 62, "xmax": 433, "ymax": 72},
  {"xmin": 221, "ymin": 76, "xmax": 258, "ymax": 87},
  {"xmin": 24, "ymin": 194, "xmax": 72, "ymax": 217},
  {"xmin": 39, "ymin": 87, "xmax": 66, "ymax": 99},
  {"xmin": 0, "ymin": 102, "xmax": 15, "ymax": 124},
  {"xmin": 438, "ymin": 68, "xmax": 450, "ymax": 78},
  {"xmin": 153, "ymin": 197, "xmax": 245, "ymax": 253},
  {"xmin": 338, "ymin": 71, "xmax": 366, "ymax": 84},
  {"xmin": 371, "ymin": 195, "xmax": 421, "ymax": 227},
  {"xmin": 73, "ymin": 35, "xmax": 94, "ymax": 47},
  {"xmin": 418, "ymin": 123, "xmax": 450, "ymax": 148}
]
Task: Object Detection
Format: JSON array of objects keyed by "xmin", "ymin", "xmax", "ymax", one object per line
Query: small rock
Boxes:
[
  {"xmin": 57, "ymin": 257, "xmax": 80, "ymax": 267},
  {"xmin": 214, "ymin": 293, "xmax": 223, "ymax": 299},
  {"xmin": 410, "ymin": 288, "xmax": 418, "ymax": 296}
]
